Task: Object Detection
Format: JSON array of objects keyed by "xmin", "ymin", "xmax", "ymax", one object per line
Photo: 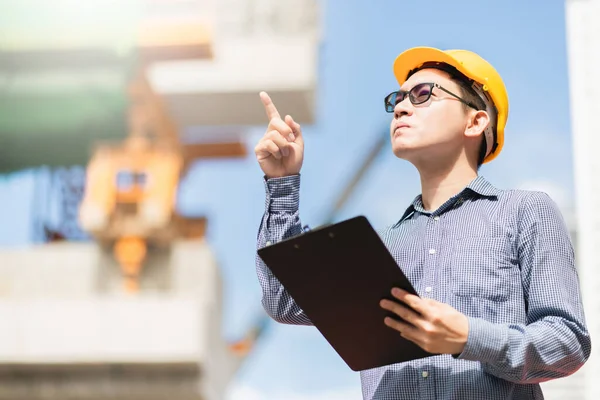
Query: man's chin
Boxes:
[{"xmin": 391, "ymin": 145, "xmax": 419, "ymax": 160}]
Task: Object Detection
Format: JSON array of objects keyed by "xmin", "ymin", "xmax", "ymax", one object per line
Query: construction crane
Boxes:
[{"xmin": 78, "ymin": 68, "xmax": 246, "ymax": 294}]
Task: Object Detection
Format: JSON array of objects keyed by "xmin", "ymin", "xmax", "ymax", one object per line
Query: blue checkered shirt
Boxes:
[{"xmin": 255, "ymin": 175, "xmax": 591, "ymax": 400}]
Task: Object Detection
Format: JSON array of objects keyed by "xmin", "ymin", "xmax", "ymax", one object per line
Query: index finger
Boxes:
[{"xmin": 260, "ymin": 91, "xmax": 281, "ymax": 120}]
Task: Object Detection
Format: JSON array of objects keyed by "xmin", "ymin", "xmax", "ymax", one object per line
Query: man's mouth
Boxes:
[{"xmin": 394, "ymin": 123, "xmax": 410, "ymax": 136}]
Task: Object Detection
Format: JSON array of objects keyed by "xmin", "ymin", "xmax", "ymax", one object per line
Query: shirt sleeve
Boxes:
[
  {"xmin": 457, "ymin": 191, "xmax": 591, "ymax": 383},
  {"xmin": 255, "ymin": 174, "xmax": 313, "ymax": 326}
]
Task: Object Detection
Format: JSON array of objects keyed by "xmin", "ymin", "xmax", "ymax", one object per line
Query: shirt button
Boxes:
[
  {"xmin": 266, "ymin": 241, "xmax": 272, "ymax": 246},
  {"xmin": 433, "ymin": 216, "xmax": 440, "ymax": 221},
  {"xmin": 422, "ymin": 371, "xmax": 429, "ymax": 378},
  {"xmin": 429, "ymin": 248, "xmax": 436, "ymax": 255},
  {"xmin": 425, "ymin": 287, "xmax": 432, "ymax": 293}
]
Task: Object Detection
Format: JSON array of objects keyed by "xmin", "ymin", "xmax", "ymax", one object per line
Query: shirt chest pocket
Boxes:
[{"xmin": 450, "ymin": 237, "xmax": 519, "ymax": 302}]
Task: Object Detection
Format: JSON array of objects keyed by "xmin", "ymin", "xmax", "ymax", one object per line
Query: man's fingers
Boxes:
[
  {"xmin": 255, "ymin": 139, "xmax": 280, "ymax": 160},
  {"xmin": 391, "ymin": 288, "xmax": 425, "ymax": 314},
  {"xmin": 258, "ymin": 91, "xmax": 301, "ymax": 143},
  {"xmin": 260, "ymin": 91, "xmax": 281, "ymax": 121},
  {"xmin": 285, "ymin": 115, "xmax": 302, "ymax": 136},
  {"xmin": 269, "ymin": 118, "xmax": 295, "ymax": 142},
  {"xmin": 255, "ymin": 139, "xmax": 283, "ymax": 160},
  {"xmin": 380, "ymin": 299, "xmax": 421, "ymax": 326},
  {"xmin": 255, "ymin": 132, "xmax": 291, "ymax": 160},
  {"xmin": 266, "ymin": 131, "xmax": 292, "ymax": 155},
  {"xmin": 384, "ymin": 317, "xmax": 420, "ymax": 339}
]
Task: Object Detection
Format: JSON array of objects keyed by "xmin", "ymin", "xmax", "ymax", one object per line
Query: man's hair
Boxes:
[{"xmin": 407, "ymin": 62, "xmax": 492, "ymax": 167}]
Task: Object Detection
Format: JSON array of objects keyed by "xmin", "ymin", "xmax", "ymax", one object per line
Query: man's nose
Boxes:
[{"xmin": 394, "ymin": 97, "xmax": 413, "ymax": 119}]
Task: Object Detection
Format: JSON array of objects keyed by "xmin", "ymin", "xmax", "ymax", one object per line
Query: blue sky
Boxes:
[{"xmin": 0, "ymin": 0, "xmax": 575, "ymax": 399}]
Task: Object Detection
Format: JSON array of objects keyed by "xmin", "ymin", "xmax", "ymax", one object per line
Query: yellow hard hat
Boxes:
[{"xmin": 392, "ymin": 47, "xmax": 509, "ymax": 163}]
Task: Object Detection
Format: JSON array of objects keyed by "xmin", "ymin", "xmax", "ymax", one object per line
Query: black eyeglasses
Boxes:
[{"xmin": 384, "ymin": 82, "xmax": 480, "ymax": 113}]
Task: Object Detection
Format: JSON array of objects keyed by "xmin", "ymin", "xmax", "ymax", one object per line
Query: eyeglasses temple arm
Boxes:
[{"xmin": 436, "ymin": 85, "xmax": 480, "ymax": 110}]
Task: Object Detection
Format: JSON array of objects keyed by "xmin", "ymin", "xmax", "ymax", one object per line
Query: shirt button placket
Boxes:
[
  {"xmin": 424, "ymin": 214, "xmax": 440, "ymax": 299},
  {"xmin": 417, "ymin": 366, "xmax": 434, "ymax": 399}
]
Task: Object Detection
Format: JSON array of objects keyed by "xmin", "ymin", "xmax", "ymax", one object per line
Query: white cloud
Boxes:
[{"xmin": 225, "ymin": 384, "xmax": 363, "ymax": 400}]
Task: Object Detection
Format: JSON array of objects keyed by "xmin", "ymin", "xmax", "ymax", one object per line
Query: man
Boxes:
[{"xmin": 253, "ymin": 46, "xmax": 591, "ymax": 399}]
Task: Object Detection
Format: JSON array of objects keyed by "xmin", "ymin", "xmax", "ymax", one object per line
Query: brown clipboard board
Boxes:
[{"xmin": 257, "ymin": 215, "xmax": 434, "ymax": 371}]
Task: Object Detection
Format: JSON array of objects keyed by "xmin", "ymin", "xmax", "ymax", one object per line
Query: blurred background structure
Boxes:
[
  {"xmin": 0, "ymin": 0, "xmax": 597, "ymax": 399},
  {"xmin": 544, "ymin": 0, "xmax": 600, "ymax": 399},
  {"xmin": 0, "ymin": 0, "xmax": 319, "ymax": 399}
]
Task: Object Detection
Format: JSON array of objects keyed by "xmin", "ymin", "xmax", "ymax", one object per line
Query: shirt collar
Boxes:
[
  {"xmin": 466, "ymin": 175, "xmax": 502, "ymax": 198},
  {"xmin": 394, "ymin": 176, "xmax": 500, "ymax": 226}
]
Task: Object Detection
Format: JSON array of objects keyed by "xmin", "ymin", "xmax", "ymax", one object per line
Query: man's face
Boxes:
[{"xmin": 389, "ymin": 68, "xmax": 469, "ymax": 164}]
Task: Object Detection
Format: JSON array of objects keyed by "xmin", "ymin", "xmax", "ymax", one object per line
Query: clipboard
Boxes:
[{"xmin": 257, "ymin": 215, "xmax": 434, "ymax": 371}]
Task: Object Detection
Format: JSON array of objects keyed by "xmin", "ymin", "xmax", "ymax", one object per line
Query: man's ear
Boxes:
[{"xmin": 465, "ymin": 110, "xmax": 490, "ymax": 139}]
